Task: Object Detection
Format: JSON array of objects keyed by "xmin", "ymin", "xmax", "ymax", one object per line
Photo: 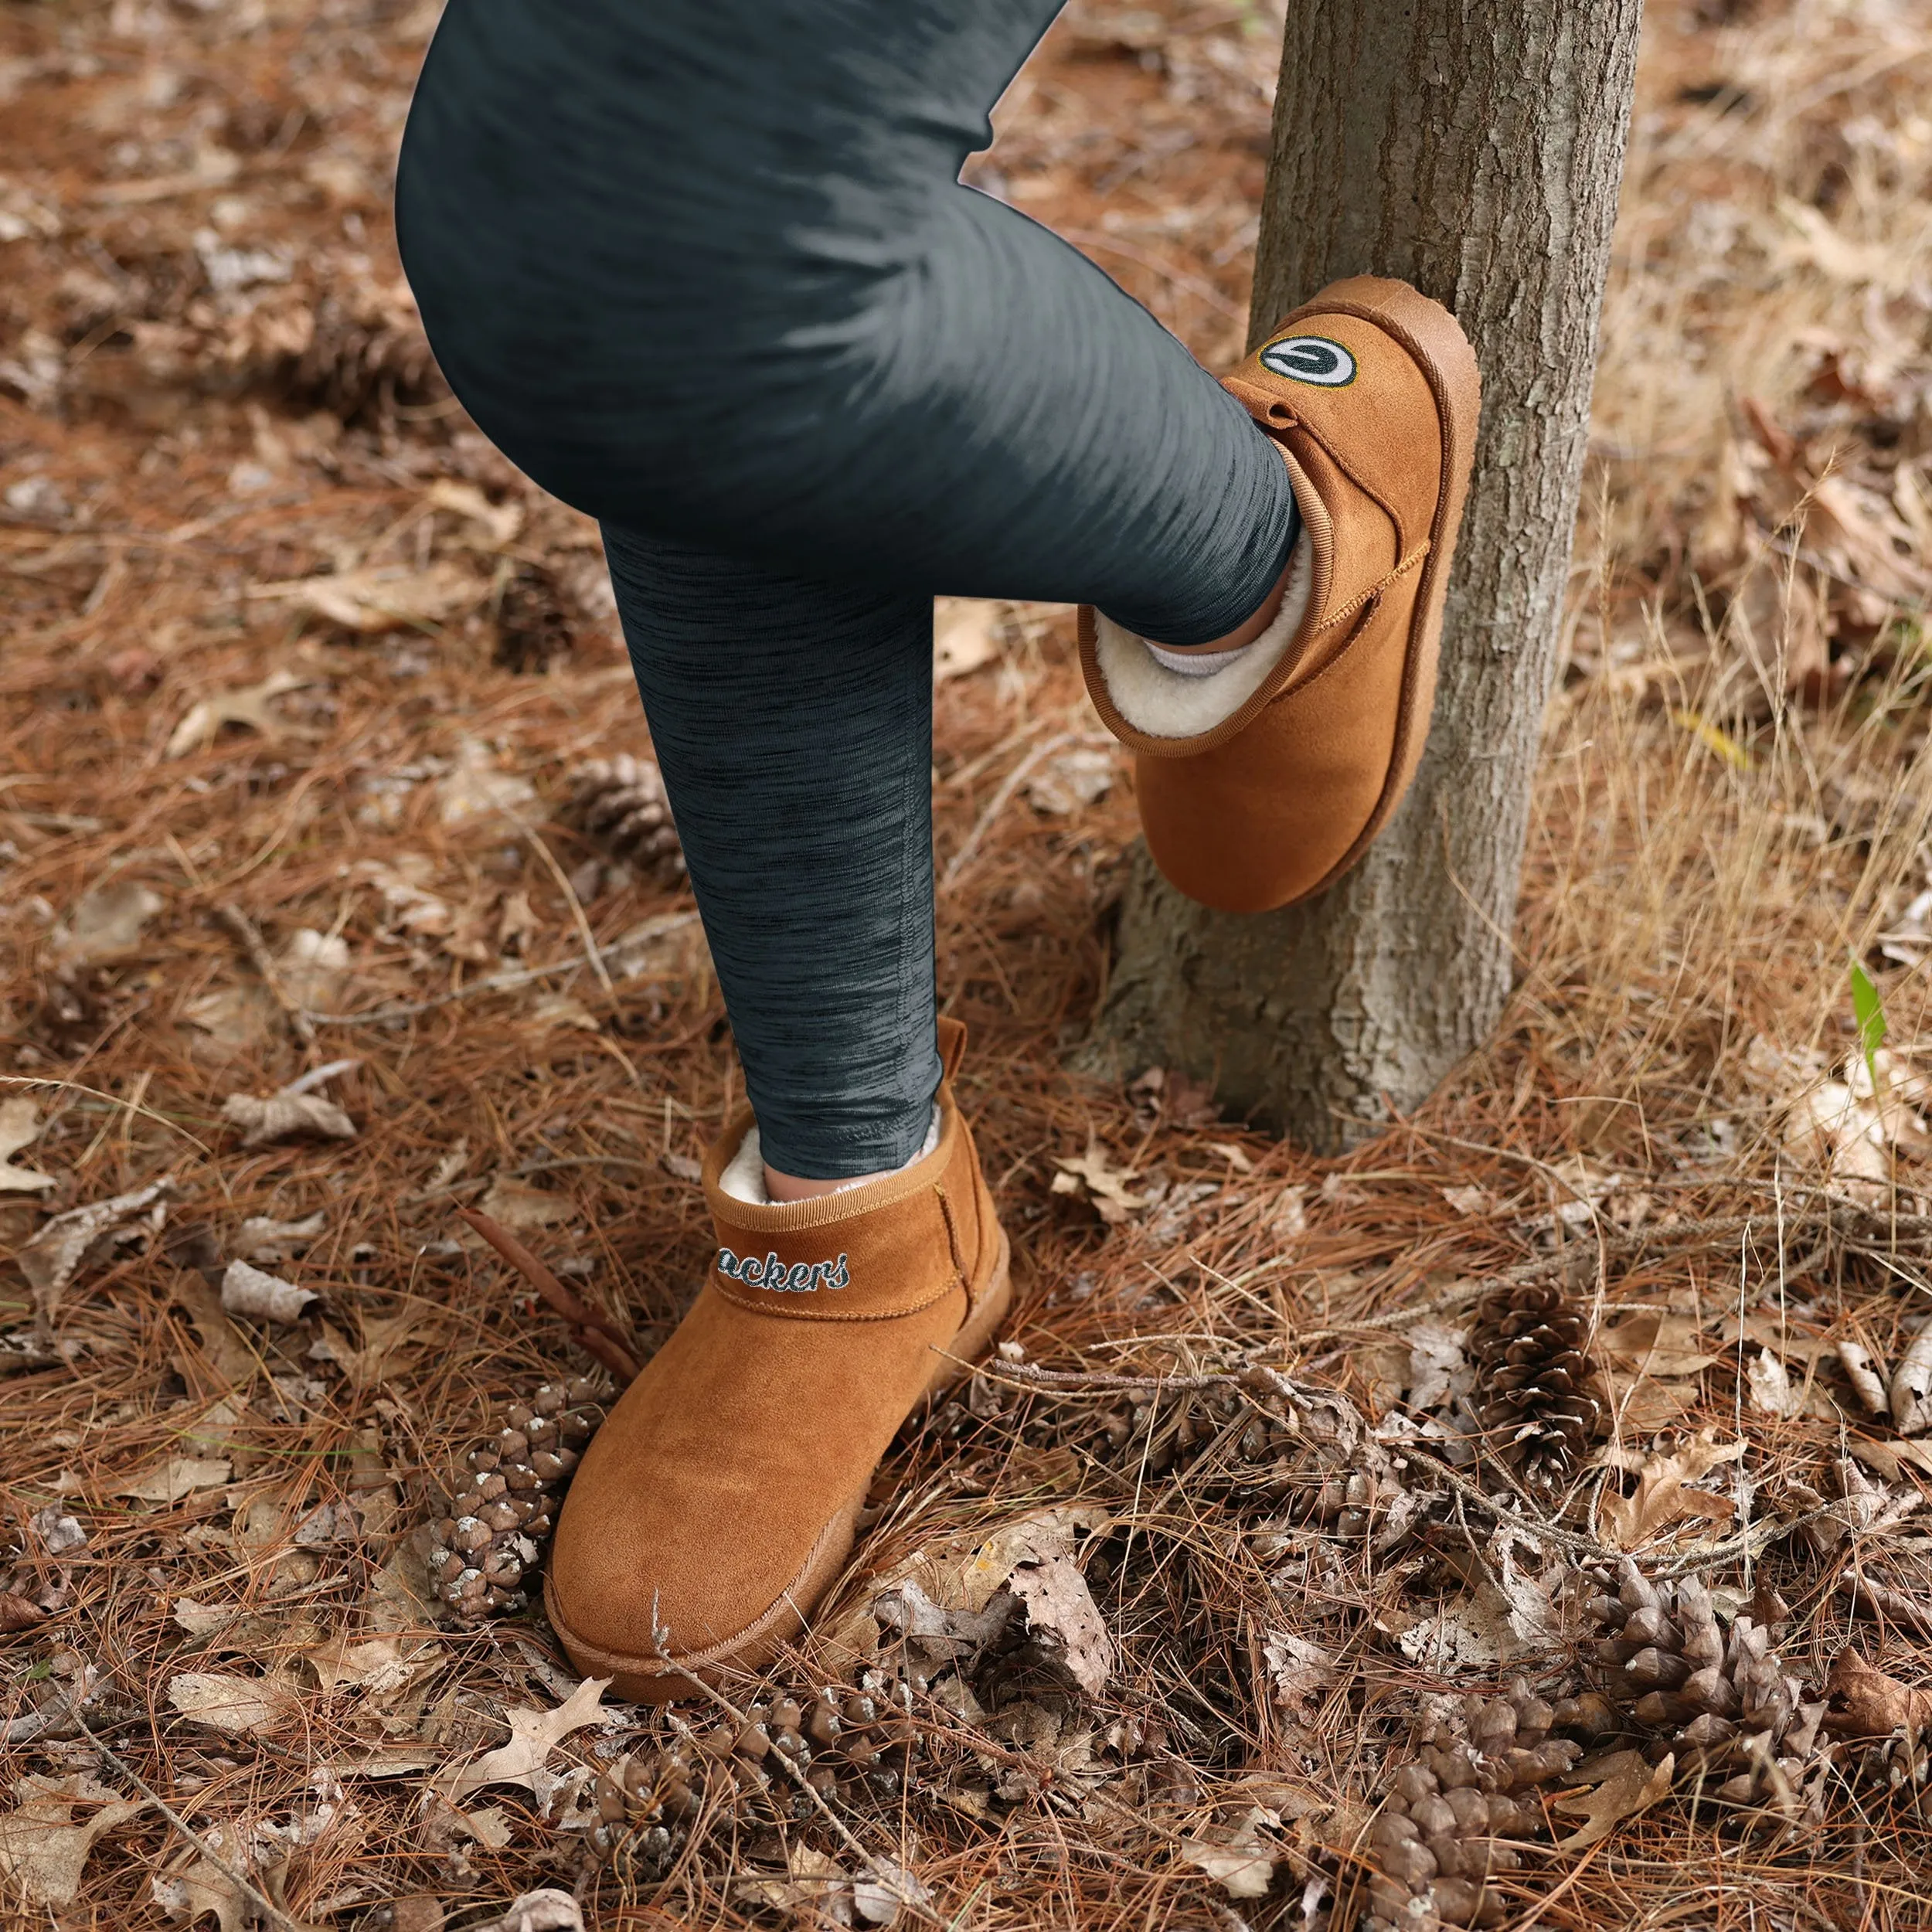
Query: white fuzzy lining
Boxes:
[
  {"xmin": 719, "ymin": 1106, "xmax": 943, "ymax": 1206},
  {"xmin": 1094, "ymin": 537, "xmax": 1314, "ymax": 740}
]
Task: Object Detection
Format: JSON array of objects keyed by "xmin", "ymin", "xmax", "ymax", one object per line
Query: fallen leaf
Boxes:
[
  {"xmin": 1182, "ymin": 1808, "xmax": 1277, "ymax": 1899},
  {"xmin": 1026, "ymin": 744, "xmax": 1114, "ymax": 815},
  {"xmin": 1405, "ymin": 1321, "xmax": 1472, "ymax": 1413},
  {"xmin": 1005, "ymin": 1553, "xmax": 1116, "ymax": 1699},
  {"xmin": 304, "ymin": 1632, "xmax": 444, "ymax": 1697},
  {"xmin": 437, "ymin": 738, "xmax": 538, "ymax": 829},
  {"xmin": 442, "ymin": 1676, "xmax": 611, "ymax": 1801},
  {"xmin": 473, "ymin": 1175, "xmax": 576, "ymax": 1231},
  {"xmin": 115, "ymin": 1456, "xmax": 233, "ymax": 1504},
  {"xmin": 852, "ymin": 1862, "xmax": 928, "ymax": 1928},
  {"xmin": 220, "ymin": 1063, "xmax": 358, "ymax": 1149},
  {"xmin": 426, "ymin": 478, "xmax": 524, "ymax": 547},
  {"xmin": 18, "ymin": 1176, "xmax": 172, "ymax": 1320},
  {"xmin": 165, "ymin": 668, "xmax": 318, "ymax": 758},
  {"xmin": 49, "ymin": 879, "xmax": 165, "ymax": 965},
  {"xmin": 1262, "ymin": 1632, "xmax": 1335, "ymax": 1722},
  {"xmin": 1597, "ymin": 1432, "xmax": 1747, "ymax": 1550},
  {"xmin": 1892, "ymin": 1328, "xmax": 1932, "ymax": 1435},
  {"xmin": 1051, "ymin": 1141, "xmax": 1146, "ymax": 1225},
  {"xmin": 0, "ymin": 1097, "xmax": 56, "ymax": 1192},
  {"xmin": 0, "ymin": 1775, "xmax": 146, "ymax": 1907},
  {"xmin": 167, "ymin": 1668, "xmax": 304, "ymax": 1736},
  {"xmin": 1552, "ymin": 1749, "xmax": 1675, "ymax": 1851},
  {"xmin": 220, "ymin": 1258, "xmax": 316, "ymax": 1324},
  {"xmin": 1824, "ymin": 1648, "xmax": 1932, "ymax": 1738},
  {"xmin": 151, "ymin": 1855, "xmax": 251, "ymax": 1932},
  {"xmin": 30, "ymin": 1505, "xmax": 87, "ymax": 1555},
  {"xmin": 1599, "ymin": 1311, "xmax": 1723, "ymax": 1379},
  {"xmin": 351, "ymin": 857, "xmax": 455, "ymax": 937},
  {"xmin": 1440, "ymin": 1183, "xmax": 1489, "ymax": 1216},
  {"xmin": 933, "ymin": 597, "xmax": 1002, "ymax": 682},
  {"xmin": 447, "ymin": 1887, "xmax": 584, "ymax": 1932},
  {"xmin": 0, "ymin": 1592, "xmax": 43, "ymax": 1633},
  {"xmin": 734, "ymin": 1847, "xmax": 849, "ymax": 1919},
  {"xmin": 253, "ymin": 560, "xmax": 489, "ymax": 634},
  {"xmin": 1747, "ymin": 1347, "xmax": 1805, "ymax": 1420},
  {"xmin": 1836, "ymin": 1340, "xmax": 1890, "ymax": 1416},
  {"xmin": 235, "ymin": 1211, "xmax": 327, "ymax": 1263}
]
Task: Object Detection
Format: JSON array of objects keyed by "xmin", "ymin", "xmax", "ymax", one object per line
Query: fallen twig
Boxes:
[{"xmin": 456, "ymin": 1206, "xmax": 641, "ymax": 1381}]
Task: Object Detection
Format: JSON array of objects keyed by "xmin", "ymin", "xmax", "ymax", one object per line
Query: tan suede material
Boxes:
[
  {"xmin": 1078, "ymin": 275, "xmax": 1481, "ymax": 914},
  {"xmin": 544, "ymin": 1018, "xmax": 1009, "ymax": 1699}
]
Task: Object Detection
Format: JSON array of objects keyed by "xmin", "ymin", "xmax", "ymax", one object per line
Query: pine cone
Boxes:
[
  {"xmin": 417, "ymin": 1377, "xmax": 606, "ymax": 1621},
  {"xmin": 1577, "ymin": 1560, "xmax": 1825, "ymax": 1814},
  {"xmin": 494, "ymin": 566, "xmax": 576, "ymax": 673},
  {"xmin": 589, "ymin": 1672, "xmax": 927, "ymax": 1876},
  {"xmin": 566, "ymin": 753, "xmax": 685, "ymax": 885},
  {"xmin": 1471, "ymin": 1281, "xmax": 1604, "ymax": 1487},
  {"xmin": 1362, "ymin": 1681, "xmax": 1583, "ymax": 1930}
]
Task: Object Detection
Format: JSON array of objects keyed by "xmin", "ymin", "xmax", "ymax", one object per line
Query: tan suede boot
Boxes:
[
  {"xmin": 544, "ymin": 1019, "xmax": 1010, "ymax": 1701},
  {"xmin": 1080, "ymin": 275, "xmax": 1481, "ymax": 914}
]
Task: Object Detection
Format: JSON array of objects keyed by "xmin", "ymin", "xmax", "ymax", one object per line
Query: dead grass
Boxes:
[{"xmin": 4, "ymin": 0, "xmax": 1932, "ymax": 1927}]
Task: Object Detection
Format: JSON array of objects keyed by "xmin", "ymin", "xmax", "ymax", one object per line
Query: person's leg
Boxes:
[
  {"xmin": 395, "ymin": 0, "xmax": 1299, "ymax": 650},
  {"xmin": 395, "ymin": 0, "xmax": 1302, "ymax": 1187},
  {"xmin": 599, "ymin": 529, "xmax": 940, "ymax": 1189}
]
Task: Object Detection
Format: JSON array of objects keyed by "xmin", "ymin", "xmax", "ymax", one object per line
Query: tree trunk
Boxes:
[{"xmin": 1087, "ymin": 0, "xmax": 1645, "ymax": 1151}]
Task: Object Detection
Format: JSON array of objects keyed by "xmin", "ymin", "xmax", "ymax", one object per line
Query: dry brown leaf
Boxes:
[
  {"xmin": 0, "ymin": 1097, "xmax": 56, "ymax": 1192},
  {"xmin": 165, "ymin": 667, "xmax": 318, "ymax": 758},
  {"xmin": 253, "ymin": 559, "xmax": 488, "ymax": 633},
  {"xmin": 303, "ymin": 1632, "xmax": 444, "ymax": 1697},
  {"xmin": 1597, "ymin": 1432, "xmax": 1746, "ymax": 1549},
  {"xmin": 733, "ymin": 1849, "xmax": 848, "ymax": 1919},
  {"xmin": 1261, "ymin": 1632, "xmax": 1335, "ymax": 1722},
  {"xmin": 441, "ymin": 1675, "xmax": 611, "ymax": 1801},
  {"xmin": 219, "ymin": 1258, "xmax": 316, "ymax": 1324},
  {"xmin": 1026, "ymin": 744, "xmax": 1114, "ymax": 815},
  {"xmin": 235, "ymin": 1211, "xmax": 326, "ymax": 1263},
  {"xmin": 0, "ymin": 1592, "xmax": 44, "ymax": 1633},
  {"xmin": 166, "ymin": 1668, "xmax": 304, "ymax": 1735},
  {"xmin": 49, "ymin": 879, "xmax": 165, "ymax": 965},
  {"xmin": 0, "ymin": 1775, "xmax": 146, "ymax": 1908},
  {"xmin": 115, "ymin": 1456, "xmax": 232, "ymax": 1504},
  {"xmin": 151, "ymin": 1853, "xmax": 251, "ymax": 1932},
  {"xmin": 437, "ymin": 738, "xmax": 538, "ymax": 829},
  {"xmin": 1824, "ymin": 1649, "xmax": 1932, "ymax": 1738},
  {"xmin": 1552, "ymin": 1749, "xmax": 1675, "ymax": 1852},
  {"xmin": 1747, "ymin": 1347, "xmax": 1806, "ymax": 1420},
  {"xmin": 18, "ymin": 1175, "xmax": 172, "ymax": 1318},
  {"xmin": 461, "ymin": 1891, "xmax": 585, "ymax": 1932},
  {"xmin": 1006, "ymin": 1552, "xmax": 1115, "ymax": 1699},
  {"xmin": 1182, "ymin": 1808, "xmax": 1277, "ymax": 1899},
  {"xmin": 473, "ymin": 1175, "xmax": 576, "ymax": 1231},
  {"xmin": 1051, "ymin": 1141, "xmax": 1145, "ymax": 1225},
  {"xmin": 1599, "ymin": 1311, "xmax": 1722, "ymax": 1379},
  {"xmin": 1891, "ymin": 1328, "xmax": 1932, "ymax": 1435},
  {"xmin": 220, "ymin": 1063, "xmax": 359, "ymax": 1149},
  {"xmin": 426, "ymin": 478, "xmax": 524, "ymax": 548}
]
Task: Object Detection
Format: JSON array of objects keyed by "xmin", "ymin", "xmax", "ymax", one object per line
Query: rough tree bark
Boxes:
[{"xmin": 1087, "ymin": 1, "xmax": 1645, "ymax": 1150}]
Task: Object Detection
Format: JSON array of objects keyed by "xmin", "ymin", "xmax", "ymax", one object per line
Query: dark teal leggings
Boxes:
[{"xmin": 396, "ymin": 0, "xmax": 1298, "ymax": 1176}]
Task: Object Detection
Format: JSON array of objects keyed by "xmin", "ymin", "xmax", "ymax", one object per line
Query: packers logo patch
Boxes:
[{"xmin": 1258, "ymin": 335, "xmax": 1357, "ymax": 388}]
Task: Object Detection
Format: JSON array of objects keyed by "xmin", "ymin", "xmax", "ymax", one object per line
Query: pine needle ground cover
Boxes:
[{"xmin": 4, "ymin": 1, "xmax": 1932, "ymax": 1927}]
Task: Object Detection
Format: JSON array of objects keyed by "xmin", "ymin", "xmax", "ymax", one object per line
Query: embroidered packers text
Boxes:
[{"xmin": 716, "ymin": 1247, "xmax": 851, "ymax": 1293}]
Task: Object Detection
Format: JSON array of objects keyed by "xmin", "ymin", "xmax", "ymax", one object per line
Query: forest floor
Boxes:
[{"xmin": 4, "ymin": 1, "xmax": 1932, "ymax": 1928}]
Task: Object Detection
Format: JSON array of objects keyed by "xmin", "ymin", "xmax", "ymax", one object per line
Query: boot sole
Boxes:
[
  {"xmin": 1280, "ymin": 274, "xmax": 1482, "ymax": 902},
  {"xmin": 545, "ymin": 1228, "xmax": 1013, "ymax": 1703}
]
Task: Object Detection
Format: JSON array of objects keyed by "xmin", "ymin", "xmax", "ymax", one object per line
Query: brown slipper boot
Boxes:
[
  {"xmin": 1079, "ymin": 275, "xmax": 1481, "ymax": 914},
  {"xmin": 544, "ymin": 1019, "xmax": 1010, "ymax": 1702}
]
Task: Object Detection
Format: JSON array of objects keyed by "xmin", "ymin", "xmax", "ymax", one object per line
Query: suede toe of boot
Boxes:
[{"xmin": 544, "ymin": 1020, "xmax": 1009, "ymax": 1701}]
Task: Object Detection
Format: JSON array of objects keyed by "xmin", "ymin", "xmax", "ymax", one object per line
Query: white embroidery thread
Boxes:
[{"xmin": 716, "ymin": 1247, "xmax": 851, "ymax": 1293}]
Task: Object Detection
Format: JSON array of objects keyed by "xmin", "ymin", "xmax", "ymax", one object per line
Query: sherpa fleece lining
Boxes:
[
  {"xmin": 1092, "ymin": 536, "xmax": 1314, "ymax": 739},
  {"xmin": 720, "ymin": 1106, "xmax": 943, "ymax": 1205}
]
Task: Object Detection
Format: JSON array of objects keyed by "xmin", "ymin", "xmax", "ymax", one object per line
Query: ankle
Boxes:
[
  {"xmin": 763, "ymin": 1162, "xmax": 894, "ymax": 1202},
  {"xmin": 1148, "ymin": 548, "xmax": 1296, "ymax": 657}
]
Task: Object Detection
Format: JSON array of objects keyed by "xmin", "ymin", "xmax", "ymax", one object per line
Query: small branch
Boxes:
[
  {"xmin": 215, "ymin": 902, "xmax": 317, "ymax": 1053},
  {"xmin": 455, "ymin": 1206, "xmax": 641, "ymax": 1381}
]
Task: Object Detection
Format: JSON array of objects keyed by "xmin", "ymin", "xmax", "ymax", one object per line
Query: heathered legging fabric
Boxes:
[{"xmin": 395, "ymin": 0, "xmax": 1300, "ymax": 1177}]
